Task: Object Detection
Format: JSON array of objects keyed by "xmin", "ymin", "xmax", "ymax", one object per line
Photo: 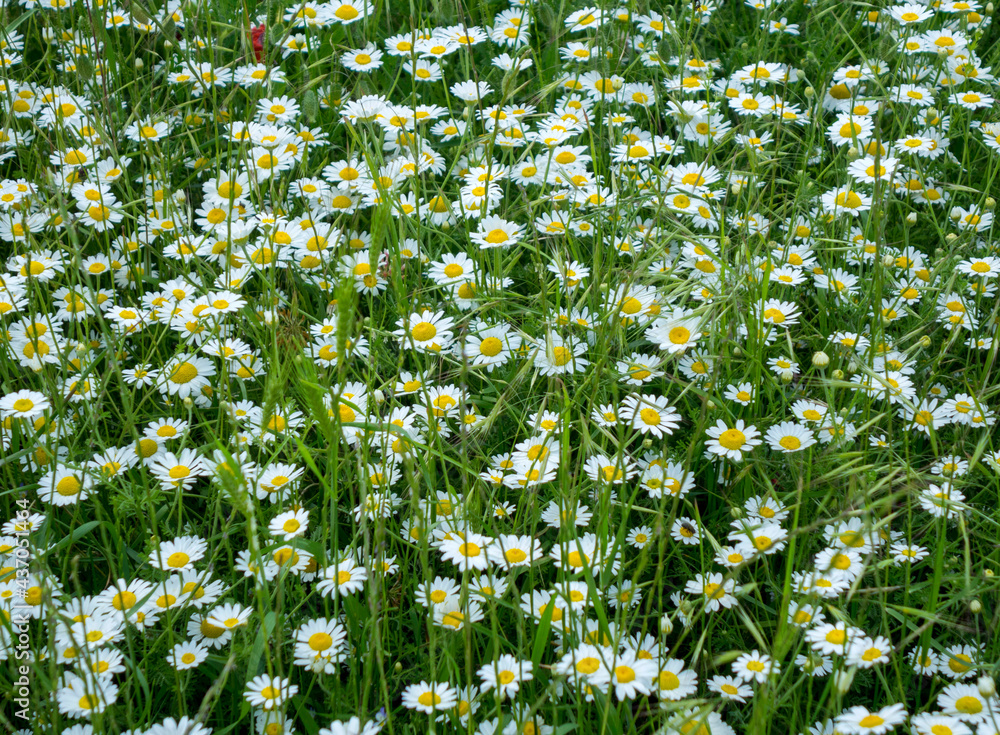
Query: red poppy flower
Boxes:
[{"xmin": 250, "ymin": 24, "xmax": 266, "ymax": 63}]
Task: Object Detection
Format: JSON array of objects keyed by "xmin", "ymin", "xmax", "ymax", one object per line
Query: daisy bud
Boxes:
[
  {"xmin": 905, "ymin": 212, "xmax": 917, "ymax": 226},
  {"xmin": 881, "ymin": 254, "xmax": 895, "ymax": 267},
  {"xmin": 970, "ymin": 599, "xmax": 983, "ymax": 614},
  {"xmin": 374, "ymin": 389, "xmax": 386, "ymax": 404},
  {"xmin": 937, "ymin": 47, "xmax": 950, "ymax": 58},
  {"xmin": 659, "ymin": 614, "xmax": 674, "ymax": 635},
  {"xmin": 946, "ymin": 233, "xmax": 959, "ymax": 244},
  {"xmin": 919, "ymin": 335, "xmax": 932, "ymax": 348},
  {"xmin": 599, "ymin": 283, "xmax": 609, "ymax": 293},
  {"xmin": 834, "ymin": 668, "xmax": 855, "ymax": 694},
  {"xmin": 832, "ymin": 369, "xmax": 844, "ymax": 380},
  {"xmin": 135, "ymin": 58, "xmax": 144, "ymax": 70},
  {"xmin": 781, "ymin": 371, "xmax": 793, "ymax": 384},
  {"xmin": 986, "ymin": 197, "xmax": 996, "ymax": 210},
  {"xmin": 164, "ymin": 40, "xmax": 174, "ymax": 50},
  {"xmin": 394, "ymin": 662, "xmax": 403, "ymax": 674},
  {"xmin": 733, "ymin": 346, "xmax": 742, "ymax": 357},
  {"xmin": 925, "ymin": 107, "xmax": 938, "ymax": 124},
  {"xmin": 812, "ymin": 351, "xmax": 829, "ymax": 368},
  {"xmin": 987, "ymin": 569, "xmax": 995, "ymax": 577},
  {"xmin": 730, "ymin": 506, "xmax": 743, "ymax": 519},
  {"xmin": 979, "ymin": 675, "xmax": 996, "ymax": 697},
  {"xmin": 741, "ymin": 42, "xmax": 749, "ymax": 50},
  {"xmin": 847, "ymin": 147, "xmax": 860, "ymax": 160},
  {"xmin": 731, "ymin": 181, "xmax": 743, "ymax": 195},
  {"xmin": 986, "ymin": 2, "xmax": 994, "ymax": 14},
  {"xmin": 804, "ymin": 86, "xmax": 815, "ymax": 98},
  {"xmin": 182, "ymin": 397, "xmax": 193, "ymax": 408}
]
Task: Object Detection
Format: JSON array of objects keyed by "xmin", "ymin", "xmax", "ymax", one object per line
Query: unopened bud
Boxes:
[
  {"xmin": 970, "ymin": 599, "xmax": 983, "ymax": 614},
  {"xmin": 804, "ymin": 86, "xmax": 815, "ymax": 98},
  {"xmin": 832, "ymin": 369, "xmax": 844, "ymax": 380},
  {"xmin": 642, "ymin": 437, "xmax": 653, "ymax": 448},
  {"xmin": 950, "ymin": 208, "xmax": 962, "ymax": 221},
  {"xmin": 847, "ymin": 361, "xmax": 859, "ymax": 373},
  {"xmin": 706, "ymin": 400, "xmax": 717, "ymax": 410},
  {"xmin": 135, "ymin": 58, "xmax": 144, "ymax": 70},
  {"xmin": 905, "ymin": 212, "xmax": 917, "ymax": 226},
  {"xmin": 986, "ymin": 197, "xmax": 996, "ymax": 210},
  {"xmin": 732, "ymin": 346, "xmax": 743, "ymax": 357},
  {"xmin": 835, "ymin": 668, "xmax": 856, "ymax": 694},
  {"xmin": 182, "ymin": 397, "xmax": 193, "ymax": 408},
  {"xmin": 919, "ymin": 335, "xmax": 932, "ymax": 348},
  {"xmin": 394, "ymin": 661, "xmax": 403, "ymax": 674},
  {"xmin": 164, "ymin": 40, "xmax": 174, "ymax": 50},
  {"xmin": 882, "ymin": 255, "xmax": 895, "ymax": 267},
  {"xmin": 374, "ymin": 389, "xmax": 385, "ymax": 404},
  {"xmin": 812, "ymin": 351, "xmax": 830, "ymax": 368},
  {"xmin": 847, "ymin": 147, "xmax": 860, "ymax": 160},
  {"xmin": 660, "ymin": 614, "xmax": 674, "ymax": 635},
  {"xmin": 946, "ymin": 233, "xmax": 959, "ymax": 243},
  {"xmin": 978, "ymin": 675, "xmax": 996, "ymax": 698},
  {"xmin": 986, "ymin": 2, "xmax": 994, "ymax": 14},
  {"xmin": 781, "ymin": 372, "xmax": 793, "ymax": 384}
]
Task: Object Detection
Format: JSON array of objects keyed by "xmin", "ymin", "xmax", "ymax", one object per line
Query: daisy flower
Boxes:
[
  {"xmin": 402, "ymin": 681, "xmax": 457, "ymax": 714},
  {"xmin": 705, "ymin": 419, "xmax": 762, "ymax": 461},
  {"xmin": 764, "ymin": 421, "xmax": 816, "ymax": 453},
  {"xmin": 244, "ymin": 674, "xmax": 297, "ymax": 711},
  {"xmin": 149, "ymin": 536, "xmax": 208, "ymax": 573},
  {"xmin": 685, "ymin": 572, "xmax": 737, "ymax": 612},
  {"xmin": 591, "ymin": 650, "xmax": 657, "ymax": 700},
  {"xmin": 834, "ymin": 704, "xmax": 907, "ymax": 734},
  {"xmin": 732, "ymin": 649, "xmax": 779, "ymax": 684},
  {"xmin": 620, "ymin": 394, "xmax": 682, "ymax": 437},
  {"xmin": 478, "ymin": 655, "xmax": 533, "ymax": 699}
]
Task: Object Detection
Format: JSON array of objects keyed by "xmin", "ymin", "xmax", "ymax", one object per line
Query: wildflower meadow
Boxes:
[{"xmin": 1, "ymin": 0, "xmax": 999, "ymax": 733}]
